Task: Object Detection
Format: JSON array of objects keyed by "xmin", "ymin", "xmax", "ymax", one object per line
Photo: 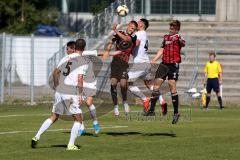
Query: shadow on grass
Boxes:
[
  {"xmin": 31, "ymin": 144, "xmax": 82, "ymax": 149},
  {"xmin": 51, "ymin": 144, "xmax": 81, "ymax": 148},
  {"xmin": 105, "ymin": 131, "xmax": 141, "ymax": 136},
  {"xmin": 143, "ymin": 133, "xmax": 176, "ymax": 137},
  {"xmin": 51, "ymin": 144, "xmax": 67, "ymax": 148},
  {"xmin": 62, "ymin": 131, "xmax": 96, "ymax": 137},
  {"xmin": 104, "ymin": 131, "xmax": 176, "ymax": 137}
]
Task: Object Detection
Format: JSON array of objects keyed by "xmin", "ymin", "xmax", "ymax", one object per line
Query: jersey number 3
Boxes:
[{"xmin": 63, "ymin": 61, "xmax": 72, "ymax": 76}]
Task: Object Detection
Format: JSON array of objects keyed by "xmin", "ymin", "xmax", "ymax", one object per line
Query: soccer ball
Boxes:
[{"xmin": 117, "ymin": 5, "xmax": 129, "ymax": 17}]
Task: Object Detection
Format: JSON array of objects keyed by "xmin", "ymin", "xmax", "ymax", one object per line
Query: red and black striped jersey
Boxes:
[
  {"xmin": 161, "ymin": 34, "xmax": 185, "ymax": 64},
  {"xmin": 112, "ymin": 30, "xmax": 137, "ymax": 63}
]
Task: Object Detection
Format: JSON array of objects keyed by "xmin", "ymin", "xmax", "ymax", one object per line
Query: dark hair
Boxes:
[
  {"xmin": 170, "ymin": 20, "xmax": 181, "ymax": 31},
  {"xmin": 129, "ymin": 20, "xmax": 138, "ymax": 28},
  {"xmin": 140, "ymin": 18, "xmax": 149, "ymax": 30},
  {"xmin": 209, "ymin": 52, "xmax": 216, "ymax": 57},
  {"xmin": 66, "ymin": 41, "xmax": 75, "ymax": 50},
  {"xmin": 75, "ymin": 39, "xmax": 86, "ymax": 51}
]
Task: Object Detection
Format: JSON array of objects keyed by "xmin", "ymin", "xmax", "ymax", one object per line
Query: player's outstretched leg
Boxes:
[
  {"xmin": 128, "ymin": 85, "xmax": 150, "ymax": 112},
  {"xmin": 31, "ymin": 113, "xmax": 58, "ymax": 148},
  {"xmin": 84, "ymin": 96, "xmax": 100, "ymax": 135}
]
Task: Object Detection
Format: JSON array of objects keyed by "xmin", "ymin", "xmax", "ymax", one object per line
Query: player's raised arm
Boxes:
[{"xmin": 112, "ymin": 24, "xmax": 132, "ymax": 42}]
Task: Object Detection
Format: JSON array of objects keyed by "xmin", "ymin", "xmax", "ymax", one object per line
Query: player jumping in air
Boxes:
[
  {"xmin": 127, "ymin": 18, "xmax": 168, "ymax": 115},
  {"xmin": 104, "ymin": 20, "xmax": 138, "ymax": 116},
  {"xmin": 145, "ymin": 20, "xmax": 185, "ymax": 124}
]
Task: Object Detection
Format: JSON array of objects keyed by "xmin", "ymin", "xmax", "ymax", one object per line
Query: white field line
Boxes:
[
  {"xmin": 0, "ymin": 125, "xmax": 128, "ymax": 135},
  {"xmin": 0, "ymin": 114, "xmax": 50, "ymax": 118},
  {"xmin": 0, "ymin": 109, "xmax": 193, "ymax": 118}
]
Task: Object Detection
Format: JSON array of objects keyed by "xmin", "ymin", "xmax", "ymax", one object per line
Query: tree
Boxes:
[
  {"xmin": 0, "ymin": 0, "xmax": 59, "ymax": 34},
  {"xmin": 89, "ymin": 0, "xmax": 109, "ymax": 15}
]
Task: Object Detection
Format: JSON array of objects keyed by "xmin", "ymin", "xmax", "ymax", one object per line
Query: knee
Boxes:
[
  {"xmin": 50, "ymin": 114, "xmax": 59, "ymax": 123},
  {"xmin": 86, "ymin": 97, "xmax": 93, "ymax": 106},
  {"xmin": 120, "ymin": 83, "xmax": 127, "ymax": 89}
]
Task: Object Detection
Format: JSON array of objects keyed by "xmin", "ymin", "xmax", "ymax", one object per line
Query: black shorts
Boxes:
[
  {"xmin": 206, "ymin": 78, "xmax": 220, "ymax": 93},
  {"xmin": 110, "ymin": 57, "xmax": 129, "ymax": 80},
  {"xmin": 155, "ymin": 63, "xmax": 179, "ymax": 81}
]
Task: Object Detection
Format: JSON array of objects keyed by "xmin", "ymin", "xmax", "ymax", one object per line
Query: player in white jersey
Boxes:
[
  {"xmin": 31, "ymin": 39, "xmax": 90, "ymax": 150},
  {"xmin": 128, "ymin": 19, "xmax": 168, "ymax": 115}
]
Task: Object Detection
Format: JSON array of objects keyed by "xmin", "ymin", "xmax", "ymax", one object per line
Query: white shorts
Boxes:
[
  {"xmin": 52, "ymin": 92, "xmax": 82, "ymax": 115},
  {"xmin": 128, "ymin": 62, "xmax": 152, "ymax": 82}
]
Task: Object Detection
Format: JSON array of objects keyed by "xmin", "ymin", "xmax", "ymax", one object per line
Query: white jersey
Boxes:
[
  {"xmin": 57, "ymin": 52, "xmax": 89, "ymax": 86},
  {"xmin": 132, "ymin": 30, "xmax": 150, "ymax": 63}
]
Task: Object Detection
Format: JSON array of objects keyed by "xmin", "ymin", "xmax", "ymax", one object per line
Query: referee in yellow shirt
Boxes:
[{"xmin": 204, "ymin": 53, "xmax": 223, "ymax": 109}]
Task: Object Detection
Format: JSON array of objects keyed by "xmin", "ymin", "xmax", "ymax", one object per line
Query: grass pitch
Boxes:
[{"xmin": 0, "ymin": 104, "xmax": 240, "ymax": 160}]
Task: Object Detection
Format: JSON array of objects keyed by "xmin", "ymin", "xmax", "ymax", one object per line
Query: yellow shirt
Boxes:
[{"xmin": 204, "ymin": 61, "xmax": 222, "ymax": 78}]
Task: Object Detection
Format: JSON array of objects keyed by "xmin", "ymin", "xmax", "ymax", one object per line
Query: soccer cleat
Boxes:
[
  {"xmin": 142, "ymin": 110, "xmax": 155, "ymax": 116},
  {"xmin": 66, "ymin": 145, "xmax": 80, "ymax": 151},
  {"xmin": 114, "ymin": 107, "xmax": 120, "ymax": 116},
  {"xmin": 78, "ymin": 129, "xmax": 86, "ymax": 136},
  {"xmin": 161, "ymin": 102, "xmax": 168, "ymax": 116},
  {"xmin": 93, "ymin": 123, "xmax": 100, "ymax": 135},
  {"xmin": 31, "ymin": 137, "xmax": 38, "ymax": 148},
  {"xmin": 143, "ymin": 97, "xmax": 150, "ymax": 112},
  {"xmin": 172, "ymin": 113, "xmax": 180, "ymax": 124}
]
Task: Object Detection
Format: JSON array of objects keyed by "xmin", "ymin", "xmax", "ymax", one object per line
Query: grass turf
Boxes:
[{"xmin": 0, "ymin": 104, "xmax": 240, "ymax": 160}]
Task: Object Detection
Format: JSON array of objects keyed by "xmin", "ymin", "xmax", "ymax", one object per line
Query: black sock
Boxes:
[
  {"xmin": 171, "ymin": 92, "xmax": 179, "ymax": 114},
  {"xmin": 218, "ymin": 96, "xmax": 223, "ymax": 108},
  {"xmin": 121, "ymin": 85, "xmax": 128, "ymax": 102},
  {"xmin": 206, "ymin": 96, "xmax": 210, "ymax": 108},
  {"xmin": 111, "ymin": 85, "xmax": 118, "ymax": 105},
  {"xmin": 149, "ymin": 90, "xmax": 160, "ymax": 112}
]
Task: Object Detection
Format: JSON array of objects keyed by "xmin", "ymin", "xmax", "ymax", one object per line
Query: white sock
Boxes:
[
  {"xmin": 81, "ymin": 122, "xmax": 85, "ymax": 130},
  {"xmin": 89, "ymin": 104, "xmax": 97, "ymax": 121},
  {"xmin": 68, "ymin": 122, "xmax": 81, "ymax": 146},
  {"xmin": 114, "ymin": 105, "xmax": 119, "ymax": 109},
  {"xmin": 129, "ymin": 86, "xmax": 147, "ymax": 101},
  {"xmin": 93, "ymin": 120, "xmax": 98, "ymax": 125},
  {"xmin": 35, "ymin": 118, "xmax": 53, "ymax": 140},
  {"xmin": 159, "ymin": 95, "xmax": 165, "ymax": 104},
  {"xmin": 123, "ymin": 101, "xmax": 130, "ymax": 112}
]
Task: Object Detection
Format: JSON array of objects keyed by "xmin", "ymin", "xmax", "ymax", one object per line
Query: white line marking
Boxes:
[
  {"xmin": 0, "ymin": 109, "xmax": 193, "ymax": 118},
  {"xmin": 0, "ymin": 125, "xmax": 128, "ymax": 135},
  {"xmin": 0, "ymin": 114, "xmax": 50, "ymax": 118}
]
